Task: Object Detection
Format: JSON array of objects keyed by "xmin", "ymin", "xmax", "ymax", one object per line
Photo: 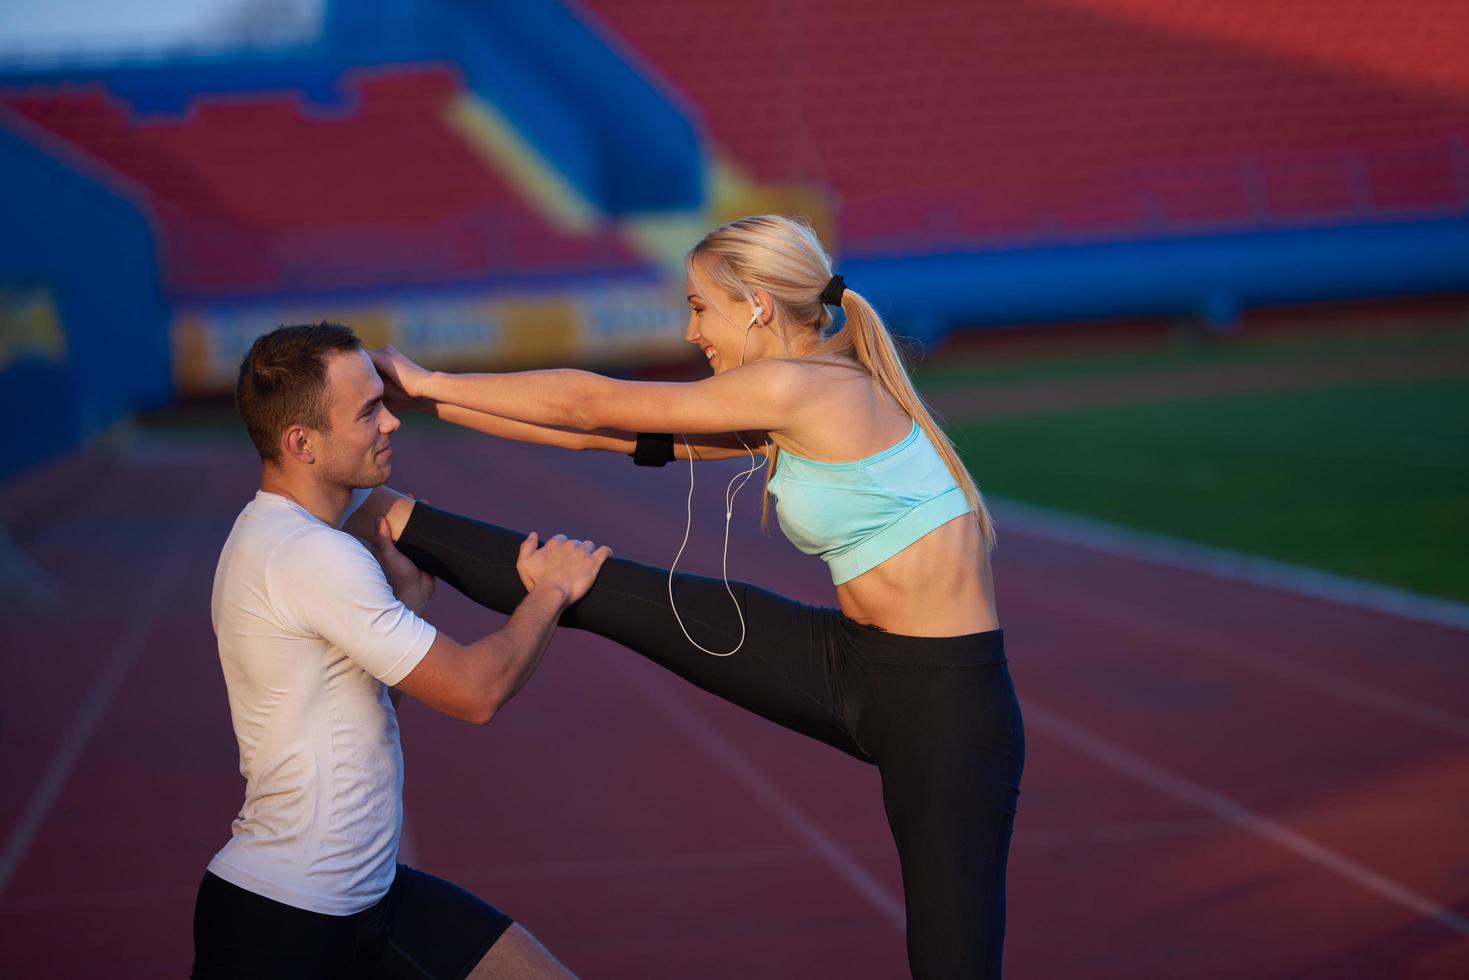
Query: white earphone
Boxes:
[{"xmin": 665, "ymin": 298, "xmax": 770, "ymax": 657}]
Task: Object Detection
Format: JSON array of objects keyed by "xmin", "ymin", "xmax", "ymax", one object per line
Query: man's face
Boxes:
[{"xmin": 313, "ymin": 349, "xmax": 400, "ymax": 489}]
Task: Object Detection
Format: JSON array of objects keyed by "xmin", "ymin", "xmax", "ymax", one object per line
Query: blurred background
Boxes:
[{"xmin": 1, "ymin": 1, "xmax": 1466, "ymax": 977}]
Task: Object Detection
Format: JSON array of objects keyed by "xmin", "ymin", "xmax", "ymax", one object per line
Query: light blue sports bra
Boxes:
[{"xmin": 767, "ymin": 420, "xmax": 972, "ymax": 585}]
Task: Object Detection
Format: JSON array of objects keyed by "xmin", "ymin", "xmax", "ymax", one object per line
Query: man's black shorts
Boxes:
[{"xmin": 190, "ymin": 864, "xmax": 514, "ymax": 979}]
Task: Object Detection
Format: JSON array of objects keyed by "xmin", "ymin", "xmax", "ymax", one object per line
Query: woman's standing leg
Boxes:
[{"xmin": 856, "ymin": 653, "xmax": 1025, "ymax": 979}]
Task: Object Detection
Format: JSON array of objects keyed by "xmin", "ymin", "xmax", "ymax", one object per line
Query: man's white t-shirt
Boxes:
[{"xmin": 207, "ymin": 489, "xmax": 436, "ymax": 915}]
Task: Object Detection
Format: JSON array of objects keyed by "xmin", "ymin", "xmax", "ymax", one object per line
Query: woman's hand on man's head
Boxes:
[{"xmin": 370, "ymin": 346, "xmax": 432, "ymax": 400}]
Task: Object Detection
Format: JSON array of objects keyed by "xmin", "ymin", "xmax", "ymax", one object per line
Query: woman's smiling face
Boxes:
[{"xmin": 684, "ymin": 258, "xmax": 761, "ymax": 374}]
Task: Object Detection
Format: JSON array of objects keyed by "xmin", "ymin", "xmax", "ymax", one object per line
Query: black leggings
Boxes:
[{"xmin": 400, "ymin": 504, "xmax": 1025, "ymax": 979}]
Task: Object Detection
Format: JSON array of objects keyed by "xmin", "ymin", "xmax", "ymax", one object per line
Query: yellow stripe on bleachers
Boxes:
[{"xmin": 444, "ymin": 93, "xmax": 600, "ymax": 236}]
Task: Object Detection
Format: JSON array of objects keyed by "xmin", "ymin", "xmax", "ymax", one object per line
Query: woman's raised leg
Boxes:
[{"xmin": 397, "ymin": 502, "xmax": 871, "ymax": 762}]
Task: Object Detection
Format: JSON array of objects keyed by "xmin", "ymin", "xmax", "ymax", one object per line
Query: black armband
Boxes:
[{"xmin": 632, "ymin": 432, "xmax": 676, "ymax": 467}]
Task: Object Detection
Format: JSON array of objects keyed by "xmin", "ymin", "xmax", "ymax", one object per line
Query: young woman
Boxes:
[{"xmin": 367, "ymin": 215, "xmax": 1024, "ymax": 978}]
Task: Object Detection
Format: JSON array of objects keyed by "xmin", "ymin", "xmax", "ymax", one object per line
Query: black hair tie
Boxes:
[{"xmin": 819, "ymin": 274, "xmax": 846, "ymax": 306}]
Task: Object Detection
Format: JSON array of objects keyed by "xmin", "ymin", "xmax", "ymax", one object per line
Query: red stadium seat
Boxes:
[
  {"xmin": 1, "ymin": 65, "xmax": 646, "ymax": 297},
  {"xmin": 576, "ymin": 0, "xmax": 1469, "ymax": 251}
]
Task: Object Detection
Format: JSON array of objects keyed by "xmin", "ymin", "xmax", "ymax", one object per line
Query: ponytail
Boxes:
[{"xmin": 808, "ymin": 290, "xmax": 995, "ymax": 552}]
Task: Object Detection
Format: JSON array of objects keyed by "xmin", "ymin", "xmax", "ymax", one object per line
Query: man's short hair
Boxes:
[{"xmin": 236, "ymin": 322, "xmax": 363, "ymax": 462}]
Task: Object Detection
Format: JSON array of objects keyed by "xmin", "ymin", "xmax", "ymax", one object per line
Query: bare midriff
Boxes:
[{"xmin": 834, "ymin": 512, "xmax": 999, "ymax": 637}]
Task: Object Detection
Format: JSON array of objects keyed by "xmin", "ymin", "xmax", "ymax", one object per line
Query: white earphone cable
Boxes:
[
  {"xmin": 665, "ymin": 431, "xmax": 764, "ymax": 657},
  {"xmin": 665, "ymin": 313, "xmax": 766, "ymax": 657}
]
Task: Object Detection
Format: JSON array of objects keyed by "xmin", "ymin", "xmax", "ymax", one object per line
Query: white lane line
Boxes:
[
  {"xmin": 0, "ymin": 530, "xmax": 197, "ymax": 901},
  {"xmin": 1024, "ymin": 701, "xmax": 1469, "ymax": 936},
  {"xmin": 0, "ymin": 522, "xmax": 61, "ymax": 609},
  {"xmin": 992, "ymin": 497, "xmax": 1469, "ymax": 633},
  {"xmin": 1024, "ymin": 582, "xmax": 1469, "ymax": 742},
  {"xmin": 597, "ymin": 651, "xmax": 907, "ymax": 931}
]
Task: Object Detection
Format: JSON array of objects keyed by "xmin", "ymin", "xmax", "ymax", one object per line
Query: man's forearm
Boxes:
[{"xmin": 474, "ymin": 584, "xmax": 571, "ymax": 713}]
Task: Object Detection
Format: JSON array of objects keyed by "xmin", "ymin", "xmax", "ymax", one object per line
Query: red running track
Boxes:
[{"xmin": 1, "ymin": 428, "xmax": 1466, "ymax": 978}]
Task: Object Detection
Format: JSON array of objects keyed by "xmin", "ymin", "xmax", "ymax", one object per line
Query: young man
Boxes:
[{"xmin": 193, "ymin": 323, "xmax": 606, "ymax": 979}]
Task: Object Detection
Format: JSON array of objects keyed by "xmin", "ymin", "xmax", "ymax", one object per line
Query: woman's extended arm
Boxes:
[
  {"xmin": 385, "ymin": 373, "xmax": 768, "ymax": 462},
  {"xmin": 372, "ymin": 345, "xmax": 804, "ymax": 436},
  {"xmin": 426, "ymin": 400, "xmax": 768, "ymax": 462}
]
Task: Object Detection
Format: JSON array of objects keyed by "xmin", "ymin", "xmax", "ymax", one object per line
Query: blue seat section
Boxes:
[
  {"xmin": 847, "ymin": 218, "xmax": 1469, "ymax": 343},
  {"xmin": 0, "ymin": 122, "xmax": 170, "ymax": 479},
  {"xmin": 432, "ymin": 0, "xmax": 705, "ymax": 214},
  {"xmin": 0, "ymin": 56, "xmax": 347, "ymax": 117}
]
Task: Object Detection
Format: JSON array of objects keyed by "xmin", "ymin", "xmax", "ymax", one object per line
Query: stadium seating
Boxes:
[
  {"xmin": 575, "ymin": 0, "xmax": 1469, "ymax": 254},
  {"xmin": 2, "ymin": 0, "xmax": 1466, "ymax": 475},
  {"xmin": 1, "ymin": 64, "xmax": 648, "ymax": 298}
]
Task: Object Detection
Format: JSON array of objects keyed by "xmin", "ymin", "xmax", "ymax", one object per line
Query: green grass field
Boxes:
[
  {"xmin": 913, "ymin": 319, "xmax": 1469, "ymax": 391},
  {"xmin": 945, "ymin": 376, "xmax": 1469, "ymax": 602}
]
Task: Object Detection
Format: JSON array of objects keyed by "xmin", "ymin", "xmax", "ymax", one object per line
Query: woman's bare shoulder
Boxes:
[{"xmin": 771, "ymin": 353, "xmax": 868, "ymax": 382}]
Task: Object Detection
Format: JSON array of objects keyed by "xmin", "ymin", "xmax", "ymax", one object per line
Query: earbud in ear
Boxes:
[{"xmin": 749, "ymin": 305, "xmax": 764, "ymax": 323}]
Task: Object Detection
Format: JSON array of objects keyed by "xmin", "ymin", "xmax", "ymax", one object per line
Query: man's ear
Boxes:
[{"xmin": 280, "ymin": 424, "xmax": 314, "ymax": 464}]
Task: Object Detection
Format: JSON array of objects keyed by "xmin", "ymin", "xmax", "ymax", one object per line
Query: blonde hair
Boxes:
[{"xmin": 688, "ymin": 214, "xmax": 995, "ymax": 551}]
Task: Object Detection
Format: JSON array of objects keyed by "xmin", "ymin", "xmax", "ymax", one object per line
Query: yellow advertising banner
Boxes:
[{"xmin": 171, "ymin": 283, "xmax": 689, "ymax": 395}]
